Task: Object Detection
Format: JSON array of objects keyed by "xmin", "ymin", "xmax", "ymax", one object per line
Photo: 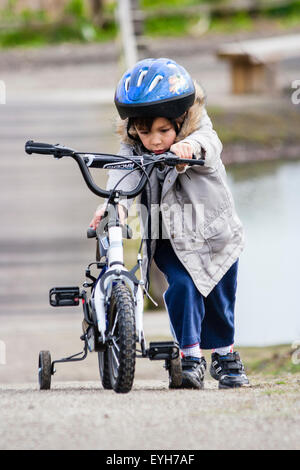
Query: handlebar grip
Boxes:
[
  {"xmin": 87, "ymin": 227, "xmax": 97, "ymax": 239},
  {"xmin": 163, "ymin": 153, "xmax": 205, "ymax": 166},
  {"xmin": 190, "ymin": 158, "xmax": 205, "ymax": 166},
  {"xmin": 25, "ymin": 140, "xmax": 57, "ymax": 155}
]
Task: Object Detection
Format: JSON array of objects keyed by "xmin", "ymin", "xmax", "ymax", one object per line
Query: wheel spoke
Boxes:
[
  {"xmin": 111, "ymin": 344, "xmax": 120, "ymax": 369},
  {"xmin": 111, "ymin": 311, "xmax": 119, "ymax": 336},
  {"xmin": 112, "ymin": 337, "xmax": 120, "ymax": 352}
]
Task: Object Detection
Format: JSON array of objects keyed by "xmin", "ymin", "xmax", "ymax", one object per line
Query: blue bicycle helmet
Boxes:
[{"xmin": 115, "ymin": 58, "xmax": 195, "ymax": 119}]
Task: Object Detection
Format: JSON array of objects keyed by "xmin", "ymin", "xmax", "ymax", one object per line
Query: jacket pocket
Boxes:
[{"xmin": 204, "ymin": 213, "xmax": 232, "ymax": 255}]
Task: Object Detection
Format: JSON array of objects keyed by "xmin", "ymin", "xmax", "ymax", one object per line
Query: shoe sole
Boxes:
[
  {"xmin": 181, "ymin": 373, "xmax": 204, "ymax": 390},
  {"xmin": 219, "ymin": 382, "xmax": 251, "ymax": 389},
  {"xmin": 210, "ymin": 366, "xmax": 250, "ymax": 389}
]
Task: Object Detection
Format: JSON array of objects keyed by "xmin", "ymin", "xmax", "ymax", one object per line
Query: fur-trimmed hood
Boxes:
[{"xmin": 115, "ymin": 81, "xmax": 206, "ymax": 147}]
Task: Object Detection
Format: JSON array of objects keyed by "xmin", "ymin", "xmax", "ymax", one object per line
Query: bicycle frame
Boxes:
[{"xmin": 93, "ymin": 197, "xmax": 145, "ymax": 347}]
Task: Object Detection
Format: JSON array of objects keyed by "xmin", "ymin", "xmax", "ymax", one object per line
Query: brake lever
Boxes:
[{"xmin": 52, "ymin": 144, "xmax": 77, "ymax": 159}]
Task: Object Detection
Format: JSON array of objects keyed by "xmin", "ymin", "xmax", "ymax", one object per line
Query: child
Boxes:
[{"xmin": 90, "ymin": 58, "xmax": 249, "ymax": 389}]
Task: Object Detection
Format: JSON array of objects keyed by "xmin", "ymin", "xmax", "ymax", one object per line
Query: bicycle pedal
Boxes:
[
  {"xmin": 49, "ymin": 286, "xmax": 80, "ymax": 307},
  {"xmin": 147, "ymin": 341, "xmax": 180, "ymax": 361}
]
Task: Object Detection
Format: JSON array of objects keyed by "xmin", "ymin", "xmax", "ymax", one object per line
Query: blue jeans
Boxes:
[{"xmin": 153, "ymin": 239, "xmax": 238, "ymax": 350}]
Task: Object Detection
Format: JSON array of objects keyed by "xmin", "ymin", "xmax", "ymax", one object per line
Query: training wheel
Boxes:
[
  {"xmin": 168, "ymin": 355, "xmax": 182, "ymax": 389},
  {"xmin": 38, "ymin": 350, "xmax": 52, "ymax": 390}
]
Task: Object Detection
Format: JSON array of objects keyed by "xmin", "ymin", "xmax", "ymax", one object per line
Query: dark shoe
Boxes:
[
  {"xmin": 181, "ymin": 356, "xmax": 207, "ymax": 389},
  {"xmin": 210, "ymin": 351, "xmax": 250, "ymax": 389}
]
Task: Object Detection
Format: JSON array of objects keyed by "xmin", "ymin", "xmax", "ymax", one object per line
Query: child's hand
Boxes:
[
  {"xmin": 117, "ymin": 205, "xmax": 127, "ymax": 226},
  {"xmin": 170, "ymin": 142, "xmax": 193, "ymax": 172},
  {"xmin": 89, "ymin": 206, "xmax": 106, "ymax": 230},
  {"xmin": 89, "ymin": 204, "xmax": 126, "ymax": 230}
]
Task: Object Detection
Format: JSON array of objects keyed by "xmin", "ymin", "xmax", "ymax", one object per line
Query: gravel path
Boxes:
[
  {"xmin": 1, "ymin": 313, "xmax": 300, "ymax": 450},
  {"xmin": 1, "ymin": 377, "xmax": 300, "ymax": 450}
]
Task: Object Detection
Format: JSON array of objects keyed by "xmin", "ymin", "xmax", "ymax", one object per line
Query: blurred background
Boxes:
[{"xmin": 1, "ymin": 0, "xmax": 300, "ymax": 381}]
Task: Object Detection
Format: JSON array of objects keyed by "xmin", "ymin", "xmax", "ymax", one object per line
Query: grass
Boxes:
[
  {"xmin": 238, "ymin": 344, "xmax": 300, "ymax": 376},
  {"xmin": 142, "ymin": 0, "xmax": 201, "ymax": 7},
  {"xmin": 145, "ymin": 15, "xmax": 201, "ymax": 37},
  {"xmin": 145, "ymin": 1, "xmax": 300, "ymax": 37},
  {"xmin": 0, "ymin": 22, "xmax": 116, "ymax": 48},
  {"xmin": 208, "ymin": 106, "xmax": 300, "ymax": 147},
  {"xmin": 145, "ymin": 340, "xmax": 300, "ymax": 377},
  {"xmin": 199, "ymin": 344, "xmax": 300, "ymax": 377},
  {"xmin": 0, "ymin": 0, "xmax": 116, "ymax": 48},
  {"xmin": 1, "ymin": 1, "xmax": 300, "ymax": 48},
  {"xmin": 210, "ymin": 11, "xmax": 254, "ymax": 34}
]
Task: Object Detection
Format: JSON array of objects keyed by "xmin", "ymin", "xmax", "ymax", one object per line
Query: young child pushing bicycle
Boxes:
[{"xmin": 90, "ymin": 58, "xmax": 249, "ymax": 390}]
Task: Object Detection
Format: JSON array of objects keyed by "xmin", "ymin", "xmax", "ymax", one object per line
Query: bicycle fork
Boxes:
[{"xmin": 93, "ymin": 225, "xmax": 144, "ymax": 344}]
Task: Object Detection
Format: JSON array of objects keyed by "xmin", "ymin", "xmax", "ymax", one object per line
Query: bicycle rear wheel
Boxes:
[{"xmin": 107, "ymin": 282, "xmax": 136, "ymax": 393}]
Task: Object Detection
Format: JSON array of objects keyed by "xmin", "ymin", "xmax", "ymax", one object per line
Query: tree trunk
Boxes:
[{"xmin": 89, "ymin": 0, "xmax": 104, "ymax": 27}]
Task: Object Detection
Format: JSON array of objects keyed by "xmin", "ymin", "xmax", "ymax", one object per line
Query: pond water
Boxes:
[{"xmin": 227, "ymin": 158, "xmax": 300, "ymax": 346}]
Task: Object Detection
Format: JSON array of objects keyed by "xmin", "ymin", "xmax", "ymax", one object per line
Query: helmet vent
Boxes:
[
  {"xmin": 125, "ymin": 76, "xmax": 131, "ymax": 92},
  {"xmin": 149, "ymin": 75, "xmax": 163, "ymax": 92},
  {"xmin": 137, "ymin": 70, "xmax": 148, "ymax": 87}
]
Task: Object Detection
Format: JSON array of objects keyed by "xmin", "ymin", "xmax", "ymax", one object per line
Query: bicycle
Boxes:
[{"xmin": 25, "ymin": 140, "xmax": 205, "ymax": 393}]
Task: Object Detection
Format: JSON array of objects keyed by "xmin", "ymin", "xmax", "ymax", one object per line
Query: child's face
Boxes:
[{"xmin": 135, "ymin": 117, "xmax": 177, "ymax": 154}]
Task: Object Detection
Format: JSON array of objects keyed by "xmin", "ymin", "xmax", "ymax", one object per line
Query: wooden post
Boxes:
[
  {"xmin": 230, "ymin": 59, "xmax": 277, "ymax": 94},
  {"xmin": 131, "ymin": 0, "xmax": 148, "ymax": 53},
  {"xmin": 116, "ymin": 0, "xmax": 138, "ymax": 70},
  {"xmin": 89, "ymin": 0, "xmax": 104, "ymax": 27}
]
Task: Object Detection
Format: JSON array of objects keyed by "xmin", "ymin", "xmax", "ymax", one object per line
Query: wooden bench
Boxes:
[{"xmin": 217, "ymin": 34, "xmax": 300, "ymax": 94}]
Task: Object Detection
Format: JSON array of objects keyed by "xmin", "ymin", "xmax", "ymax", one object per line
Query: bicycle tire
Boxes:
[
  {"xmin": 38, "ymin": 350, "xmax": 52, "ymax": 390},
  {"xmin": 107, "ymin": 282, "xmax": 136, "ymax": 393},
  {"xmin": 168, "ymin": 355, "xmax": 183, "ymax": 389},
  {"xmin": 98, "ymin": 349, "xmax": 113, "ymax": 389}
]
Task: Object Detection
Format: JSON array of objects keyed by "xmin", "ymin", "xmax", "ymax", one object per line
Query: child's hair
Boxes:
[
  {"xmin": 116, "ymin": 81, "xmax": 206, "ymax": 145},
  {"xmin": 126, "ymin": 114, "xmax": 186, "ymax": 143}
]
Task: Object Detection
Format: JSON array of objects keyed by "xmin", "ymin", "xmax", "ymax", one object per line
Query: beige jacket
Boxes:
[{"xmin": 105, "ymin": 83, "xmax": 245, "ymax": 296}]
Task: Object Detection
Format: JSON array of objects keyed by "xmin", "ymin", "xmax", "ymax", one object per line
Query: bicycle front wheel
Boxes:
[{"xmin": 107, "ymin": 282, "xmax": 136, "ymax": 393}]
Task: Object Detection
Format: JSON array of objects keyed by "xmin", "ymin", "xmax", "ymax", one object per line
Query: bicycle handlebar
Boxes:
[
  {"xmin": 25, "ymin": 140, "xmax": 205, "ymax": 199},
  {"xmin": 25, "ymin": 141, "xmax": 76, "ymax": 157}
]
